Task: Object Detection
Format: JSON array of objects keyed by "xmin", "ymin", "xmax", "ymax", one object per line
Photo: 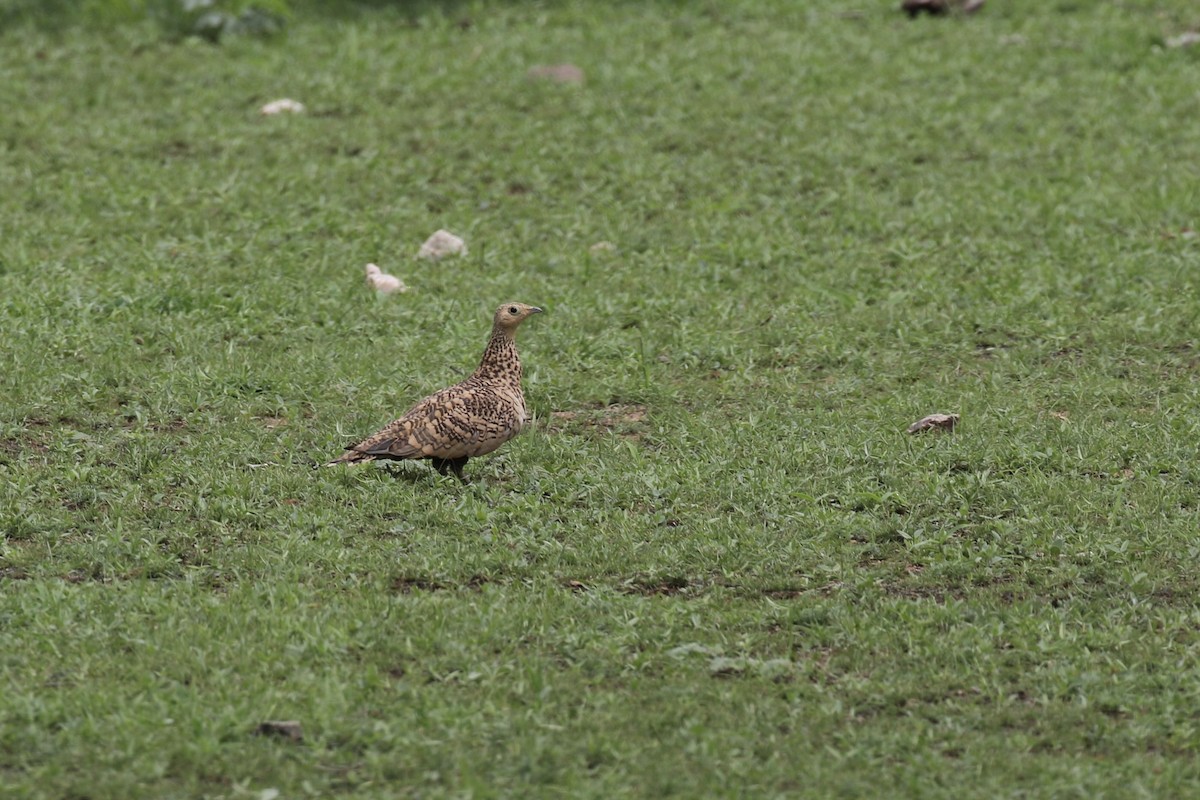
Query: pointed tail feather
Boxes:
[
  {"xmin": 325, "ymin": 437, "xmax": 424, "ymax": 466},
  {"xmin": 324, "ymin": 448, "xmax": 377, "ymax": 466}
]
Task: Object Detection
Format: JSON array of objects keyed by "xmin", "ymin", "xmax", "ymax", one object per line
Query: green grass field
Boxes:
[{"xmin": 3, "ymin": 0, "xmax": 1200, "ymax": 796}]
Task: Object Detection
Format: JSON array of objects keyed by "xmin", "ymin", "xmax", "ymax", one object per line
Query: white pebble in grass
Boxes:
[
  {"xmin": 1166, "ymin": 32, "xmax": 1200, "ymax": 49},
  {"xmin": 365, "ymin": 263, "xmax": 407, "ymax": 294},
  {"xmin": 417, "ymin": 229, "xmax": 468, "ymax": 260},
  {"xmin": 259, "ymin": 98, "xmax": 305, "ymax": 115}
]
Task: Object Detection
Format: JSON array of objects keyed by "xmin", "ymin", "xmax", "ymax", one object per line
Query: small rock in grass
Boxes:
[
  {"xmin": 1166, "ymin": 32, "xmax": 1200, "ymax": 49},
  {"xmin": 260, "ymin": 98, "xmax": 305, "ymax": 115},
  {"xmin": 365, "ymin": 263, "xmax": 408, "ymax": 294},
  {"xmin": 527, "ymin": 63, "xmax": 585, "ymax": 84},
  {"xmin": 907, "ymin": 413, "xmax": 960, "ymax": 434},
  {"xmin": 254, "ymin": 720, "xmax": 303, "ymax": 742},
  {"xmin": 417, "ymin": 229, "xmax": 468, "ymax": 260}
]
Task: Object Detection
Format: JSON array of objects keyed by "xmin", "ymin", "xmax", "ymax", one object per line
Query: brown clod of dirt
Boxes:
[
  {"xmin": 255, "ymin": 720, "xmax": 303, "ymax": 742},
  {"xmin": 623, "ymin": 575, "xmax": 689, "ymax": 596},
  {"xmin": 901, "ymin": 0, "xmax": 984, "ymax": 16},
  {"xmin": 391, "ymin": 576, "xmax": 445, "ymax": 593},
  {"xmin": 907, "ymin": 413, "xmax": 960, "ymax": 434},
  {"xmin": 548, "ymin": 403, "xmax": 648, "ymax": 439},
  {"xmin": 527, "ymin": 63, "xmax": 585, "ymax": 84}
]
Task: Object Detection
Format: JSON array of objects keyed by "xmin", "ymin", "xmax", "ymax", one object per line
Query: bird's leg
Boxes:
[{"xmin": 431, "ymin": 457, "xmax": 469, "ymax": 482}]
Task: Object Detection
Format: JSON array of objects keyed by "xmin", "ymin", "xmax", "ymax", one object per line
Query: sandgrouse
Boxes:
[{"xmin": 327, "ymin": 302, "xmax": 543, "ymax": 481}]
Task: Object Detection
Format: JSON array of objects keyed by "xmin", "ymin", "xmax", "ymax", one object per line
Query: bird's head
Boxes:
[{"xmin": 493, "ymin": 302, "xmax": 543, "ymax": 331}]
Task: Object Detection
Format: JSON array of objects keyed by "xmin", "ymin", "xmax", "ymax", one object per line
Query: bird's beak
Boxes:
[{"xmin": 530, "ymin": 307, "xmax": 543, "ymax": 314}]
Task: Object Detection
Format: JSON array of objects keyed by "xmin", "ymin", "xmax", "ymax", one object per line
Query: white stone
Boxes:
[
  {"xmin": 417, "ymin": 229, "xmax": 468, "ymax": 260},
  {"xmin": 259, "ymin": 98, "xmax": 305, "ymax": 115},
  {"xmin": 365, "ymin": 263, "xmax": 407, "ymax": 294}
]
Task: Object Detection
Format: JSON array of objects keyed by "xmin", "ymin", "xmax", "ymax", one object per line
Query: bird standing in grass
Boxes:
[{"xmin": 327, "ymin": 303, "xmax": 543, "ymax": 481}]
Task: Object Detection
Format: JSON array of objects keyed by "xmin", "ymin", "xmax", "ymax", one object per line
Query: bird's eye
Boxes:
[{"xmin": 509, "ymin": 306, "xmax": 519, "ymax": 314}]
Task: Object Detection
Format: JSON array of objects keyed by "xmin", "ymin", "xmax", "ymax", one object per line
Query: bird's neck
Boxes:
[{"xmin": 474, "ymin": 327, "xmax": 521, "ymax": 382}]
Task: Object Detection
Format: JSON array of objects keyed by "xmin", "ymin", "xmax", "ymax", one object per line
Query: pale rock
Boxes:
[
  {"xmin": 527, "ymin": 64, "xmax": 586, "ymax": 85},
  {"xmin": 417, "ymin": 229, "xmax": 468, "ymax": 260},
  {"xmin": 259, "ymin": 98, "xmax": 305, "ymax": 115},
  {"xmin": 1166, "ymin": 32, "xmax": 1200, "ymax": 49},
  {"xmin": 365, "ymin": 263, "xmax": 407, "ymax": 294}
]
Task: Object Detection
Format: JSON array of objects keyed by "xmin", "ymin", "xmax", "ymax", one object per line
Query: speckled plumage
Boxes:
[{"xmin": 328, "ymin": 303, "xmax": 542, "ymax": 480}]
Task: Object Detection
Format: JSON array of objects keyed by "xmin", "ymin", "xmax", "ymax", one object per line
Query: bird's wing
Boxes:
[
  {"xmin": 344, "ymin": 389, "xmax": 446, "ymax": 458},
  {"xmin": 334, "ymin": 373, "xmax": 525, "ymax": 465},
  {"xmin": 344, "ymin": 384, "xmax": 474, "ymax": 459}
]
